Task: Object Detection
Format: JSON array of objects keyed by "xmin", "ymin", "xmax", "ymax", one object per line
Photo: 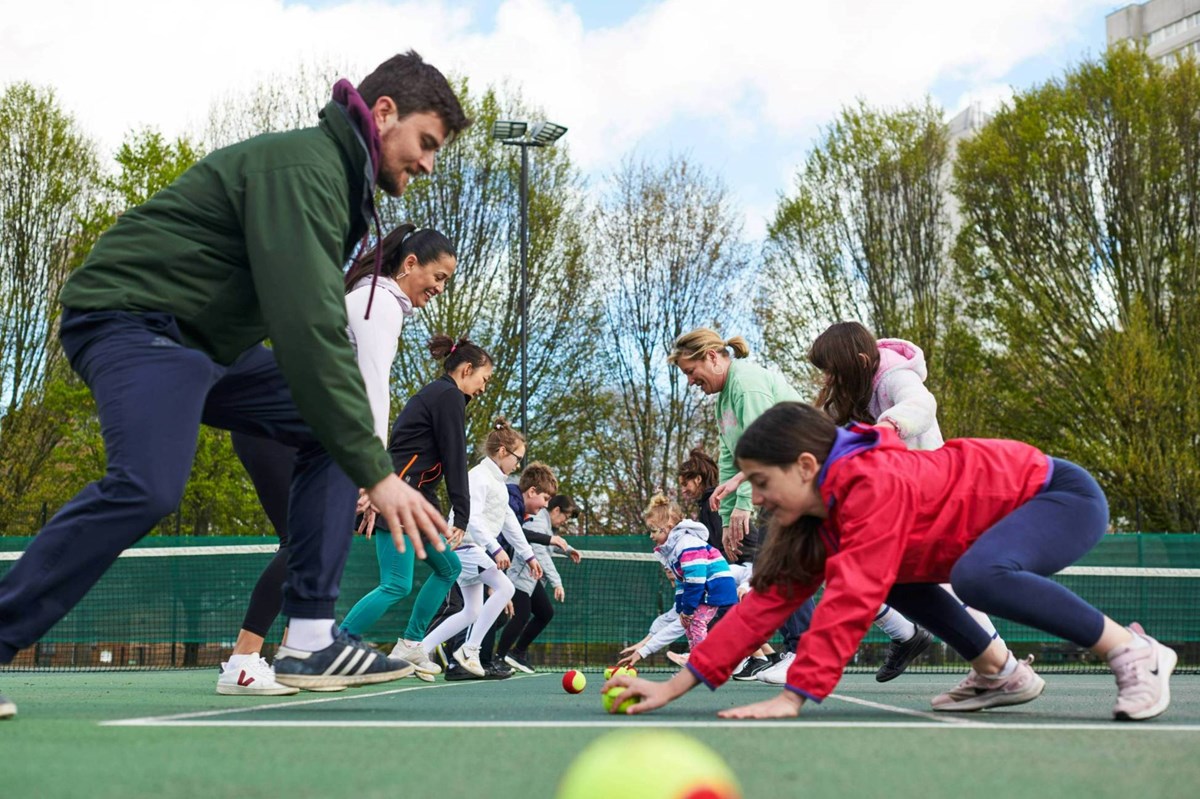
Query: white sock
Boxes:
[
  {"xmin": 987, "ymin": 652, "xmax": 1018, "ymax": 680},
  {"xmin": 227, "ymin": 652, "xmax": 258, "ymax": 667},
  {"xmin": 285, "ymin": 619, "xmax": 336, "ymax": 652},
  {"xmin": 1108, "ymin": 632, "xmax": 1150, "ymax": 658},
  {"xmin": 874, "ymin": 605, "xmax": 917, "ymax": 642}
]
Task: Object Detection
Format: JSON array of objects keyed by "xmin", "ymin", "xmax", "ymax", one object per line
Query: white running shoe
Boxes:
[
  {"xmin": 0, "ymin": 692, "xmax": 16, "ymax": 719},
  {"xmin": 931, "ymin": 654, "xmax": 1045, "ymax": 712},
  {"xmin": 756, "ymin": 652, "xmax": 795, "ymax": 685},
  {"xmin": 453, "ymin": 644, "xmax": 486, "ymax": 677},
  {"xmin": 391, "ymin": 639, "xmax": 441, "ymax": 676},
  {"xmin": 217, "ymin": 654, "xmax": 300, "ymax": 696},
  {"xmin": 1109, "ymin": 623, "xmax": 1178, "ymax": 721}
]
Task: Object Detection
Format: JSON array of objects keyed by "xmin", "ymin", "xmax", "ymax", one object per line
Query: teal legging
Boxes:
[{"xmin": 340, "ymin": 532, "xmax": 461, "ymax": 641}]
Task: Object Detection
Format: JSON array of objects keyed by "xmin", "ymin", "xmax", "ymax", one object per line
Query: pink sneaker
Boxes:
[
  {"xmin": 1109, "ymin": 623, "xmax": 1177, "ymax": 721},
  {"xmin": 931, "ymin": 654, "xmax": 1045, "ymax": 712}
]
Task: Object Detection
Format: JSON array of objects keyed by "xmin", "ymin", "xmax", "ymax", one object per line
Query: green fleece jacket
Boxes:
[
  {"xmin": 715, "ymin": 359, "xmax": 803, "ymax": 525},
  {"xmin": 59, "ymin": 102, "xmax": 393, "ymax": 488}
]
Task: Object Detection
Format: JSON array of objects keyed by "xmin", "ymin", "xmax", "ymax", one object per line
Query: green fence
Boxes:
[{"xmin": 1, "ymin": 534, "xmax": 1197, "ymax": 673}]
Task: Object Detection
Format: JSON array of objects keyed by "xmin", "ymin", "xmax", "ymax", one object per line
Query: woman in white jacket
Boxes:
[{"xmin": 217, "ymin": 225, "xmax": 457, "ymax": 695}]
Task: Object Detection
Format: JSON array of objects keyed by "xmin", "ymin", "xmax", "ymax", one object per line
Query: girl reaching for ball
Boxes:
[{"xmin": 605, "ymin": 402, "xmax": 1176, "ymax": 722}]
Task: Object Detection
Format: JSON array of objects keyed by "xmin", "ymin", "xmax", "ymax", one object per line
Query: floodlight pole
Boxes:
[
  {"xmin": 492, "ymin": 121, "xmax": 567, "ymax": 451},
  {"xmin": 518, "ymin": 143, "xmax": 530, "ymax": 447}
]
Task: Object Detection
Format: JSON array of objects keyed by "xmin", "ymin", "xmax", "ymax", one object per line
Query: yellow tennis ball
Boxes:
[
  {"xmin": 604, "ymin": 666, "xmax": 616, "ymax": 679},
  {"xmin": 605, "ymin": 665, "xmax": 639, "ymax": 680},
  {"xmin": 602, "ymin": 685, "xmax": 637, "ymax": 714},
  {"xmin": 556, "ymin": 730, "xmax": 742, "ymax": 799},
  {"xmin": 562, "ymin": 670, "xmax": 587, "ymax": 694}
]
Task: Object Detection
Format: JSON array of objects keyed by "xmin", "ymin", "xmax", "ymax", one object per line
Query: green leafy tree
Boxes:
[
  {"xmin": 380, "ymin": 82, "xmax": 604, "ymax": 492},
  {"xmin": 760, "ymin": 98, "xmax": 991, "ymax": 438},
  {"xmin": 0, "ymin": 83, "xmax": 100, "ymax": 531},
  {"xmin": 953, "ymin": 46, "xmax": 1200, "ymax": 530}
]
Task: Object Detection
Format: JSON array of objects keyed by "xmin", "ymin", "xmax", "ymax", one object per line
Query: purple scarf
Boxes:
[{"xmin": 331, "ymin": 79, "xmax": 385, "ymax": 319}]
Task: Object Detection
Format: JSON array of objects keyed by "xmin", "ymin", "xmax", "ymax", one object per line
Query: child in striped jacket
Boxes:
[{"xmin": 645, "ymin": 495, "xmax": 738, "ymax": 650}]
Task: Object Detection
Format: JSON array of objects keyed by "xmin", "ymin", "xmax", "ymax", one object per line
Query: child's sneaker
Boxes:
[
  {"xmin": 274, "ymin": 629, "xmax": 414, "ymax": 690},
  {"xmin": 216, "ymin": 654, "xmax": 300, "ymax": 696},
  {"xmin": 391, "ymin": 639, "xmax": 441, "ymax": 677},
  {"xmin": 484, "ymin": 660, "xmax": 513, "ymax": 680},
  {"xmin": 875, "ymin": 626, "xmax": 933, "ymax": 682},
  {"xmin": 0, "ymin": 692, "xmax": 15, "ymax": 719},
  {"xmin": 732, "ymin": 656, "xmax": 771, "ymax": 681},
  {"xmin": 931, "ymin": 654, "xmax": 1045, "ymax": 712},
  {"xmin": 666, "ymin": 651, "xmax": 690, "ymax": 667},
  {"xmin": 756, "ymin": 652, "xmax": 795, "ymax": 685},
  {"xmin": 504, "ymin": 651, "xmax": 535, "ymax": 674},
  {"xmin": 452, "ymin": 644, "xmax": 486, "ymax": 677},
  {"xmin": 1109, "ymin": 623, "xmax": 1177, "ymax": 721}
]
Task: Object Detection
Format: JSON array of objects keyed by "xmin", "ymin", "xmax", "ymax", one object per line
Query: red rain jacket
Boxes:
[{"xmin": 686, "ymin": 424, "xmax": 1051, "ymax": 702}]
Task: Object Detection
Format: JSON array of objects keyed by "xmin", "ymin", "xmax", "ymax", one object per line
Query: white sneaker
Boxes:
[
  {"xmin": 391, "ymin": 639, "xmax": 441, "ymax": 676},
  {"xmin": 1109, "ymin": 624, "xmax": 1178, "ymax": 721},
  {"xmin": 453, "ymin": 644, "xmax": 486, "ymax": 677},
  {"xmin": 217, "ymin": 654, "xmax": 300, "ymax": 696},
  {"xmin": 666, "ymin": 651, "xmax": 690, "ymax": 667},
  {"xmin": 0, "ymin": 692, "xmax": 16, "ymax": 719},
  {"xmin": 756, "ymin": 652, "xmax": 795, "ymax": 685}
]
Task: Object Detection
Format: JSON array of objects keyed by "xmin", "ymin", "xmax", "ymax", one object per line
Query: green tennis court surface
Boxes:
[{"xmin": 4, "ymin": 671, "xmax": 1198, "ymax": 797}]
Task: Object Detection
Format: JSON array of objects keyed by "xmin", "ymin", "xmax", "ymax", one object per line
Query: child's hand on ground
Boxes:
[{"xmin": 718, "ymin": 691, "xmax": 804, "ymax": 720}]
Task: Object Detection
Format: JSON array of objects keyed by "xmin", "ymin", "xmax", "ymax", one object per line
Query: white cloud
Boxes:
[{"xmin": 1, "ymin": 0, "xmax": 1109, "ymax": 199}]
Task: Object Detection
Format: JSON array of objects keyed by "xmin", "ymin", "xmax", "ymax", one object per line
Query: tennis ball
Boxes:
[
  {"xmin": 556, "ymin": 730, "xmax": 742, "ymax": 799},
  {"xmin": 604, "ymin": 665, "xmax": 639, "ymax": 679},
  {"xmin": 562, "ymin": 670, "xmax": 586, "ymax": 694},
  {"xmin": 602, "ymin": 685, "xmax": 637, "ymax": 714}
]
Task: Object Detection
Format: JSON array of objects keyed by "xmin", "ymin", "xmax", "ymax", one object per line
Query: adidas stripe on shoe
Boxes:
[{"xmin": 274, "ymin": 630, "xmax": 415, "ymax": 690}]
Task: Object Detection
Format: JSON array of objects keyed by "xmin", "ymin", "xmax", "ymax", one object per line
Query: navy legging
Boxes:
[{"xmin": 886, "ymin": 458, "xmax": 1109, "ymax": 659}]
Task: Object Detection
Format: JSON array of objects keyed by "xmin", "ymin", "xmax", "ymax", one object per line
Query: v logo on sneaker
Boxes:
[{"xmin": 237, "ymin": 671, "xmax": 255, "ymax": 687}]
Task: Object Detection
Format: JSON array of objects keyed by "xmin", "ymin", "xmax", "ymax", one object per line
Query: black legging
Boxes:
[
  {"xmin": 231, "ymin": 431, "xmax": 298, "ymax": 637},
  {"xmin": 495, "ymin": 582, "xmax": 555, "ymax": 659}
]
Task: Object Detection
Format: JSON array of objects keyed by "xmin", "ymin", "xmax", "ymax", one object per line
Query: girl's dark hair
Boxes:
[
  {"xmin": 357, "ymin": 51, "xmax": 472, "ymax": 141},
  {"xmin": 809, "ymin": 321, "xmax": 880, "ymax": 425},
  {"xmin": 677, "ymin": 447, "xmax": 719, "ymax": 490},
  {"xmin": 344, "ymin": 224, "xmax": 455, "ymax": 292},
  {"xmin": 484, "ymin": 416, "xmax": 525, "ymax": 457},
  {"xmin": 427, "ymin": 334, "xmax": 492, "ymax": 375},
  {"xmin": 735, "ymin": 402, "xmax": 838, "ymax": 591}
]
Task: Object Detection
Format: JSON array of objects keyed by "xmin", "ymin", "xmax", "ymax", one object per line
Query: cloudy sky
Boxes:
[{"xmin": 2, "ymin": 0, "xmax": 1119, "ymax": 237}]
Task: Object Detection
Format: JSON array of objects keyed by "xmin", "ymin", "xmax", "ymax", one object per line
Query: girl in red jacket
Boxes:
[{"xmin": 606, "ymin": 402, "xmax": 1177, "ymax": 722}]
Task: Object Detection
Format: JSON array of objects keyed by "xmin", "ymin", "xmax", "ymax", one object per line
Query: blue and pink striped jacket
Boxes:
[{"xmin": 655, "ymin": 520, "xmax": 738, "ymax": 615}]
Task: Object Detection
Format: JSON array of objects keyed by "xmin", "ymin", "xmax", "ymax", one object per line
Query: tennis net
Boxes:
[{"xmin": 1, "ymin": 534, "xmax": 1197, "ymax": 673}]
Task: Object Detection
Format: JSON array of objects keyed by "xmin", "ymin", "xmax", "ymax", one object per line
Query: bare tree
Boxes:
[{"xmin": 590, "ymin": 155, "xmax": 750, "ymax": 531}]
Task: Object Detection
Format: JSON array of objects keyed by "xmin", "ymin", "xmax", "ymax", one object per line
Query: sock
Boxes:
[
  {"xmin": 986, "ymin": 652, "xmax": 1018, "ymax": 680},
  {"xmin": 286, "ymin": 619, "xmax": 336, "ymax": 652},
  {"xmin": 227, "ymin": 652, "xmax": 258, "ymax": 667},
  {"xmin": 874, "ymin": 605, "xmax": 917, "ymax": 642},
  {"xmin": 1108, "ymin": 632, "xmax": 1150, "ymax": 658}
]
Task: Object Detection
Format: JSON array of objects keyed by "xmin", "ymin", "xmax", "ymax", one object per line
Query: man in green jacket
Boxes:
[{"xmin": 0, "ymin": 52, "xmax": 470, "ymax": 707}]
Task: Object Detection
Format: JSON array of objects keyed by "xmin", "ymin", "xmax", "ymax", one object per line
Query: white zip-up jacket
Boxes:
[
  {"xmin": 871, "ymin": 339, "xmax": 944, "ymax": 451},
  {"xmin": 346, "ymin": 276, "xmax": 413, "ymax": 444}
]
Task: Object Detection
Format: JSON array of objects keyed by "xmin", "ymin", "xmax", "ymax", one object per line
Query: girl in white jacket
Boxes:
[{"xmin": 419, "ymin": 418, "xmax": 522, "ymax": 677}]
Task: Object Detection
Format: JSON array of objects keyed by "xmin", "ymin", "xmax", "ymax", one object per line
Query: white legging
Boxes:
[{"xmin": 421, "ymin": 568, "xmax": 516, "ymax": 652}]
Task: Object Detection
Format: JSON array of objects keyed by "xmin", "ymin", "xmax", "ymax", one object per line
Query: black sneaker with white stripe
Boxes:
[{"xmin": 274, "ymin": 629, "xmax": 415, "ymax": 690}]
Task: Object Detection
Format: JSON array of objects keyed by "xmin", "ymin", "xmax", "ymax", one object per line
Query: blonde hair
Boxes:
[
  {"xmin": 667, "ymin": 328, "xmax": 750, "ymax": 365},
  {"xmin": 484, "ymin": 416, "xmax": 525, "ymax": 457},
  {"xmin": 643, "ymin": 493, "xmax": 683, "ymax": 528}
]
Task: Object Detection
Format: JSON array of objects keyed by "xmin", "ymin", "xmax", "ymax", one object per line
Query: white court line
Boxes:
[
  {"xmin": 824, "ymin": 692, "xmax": 981, "ymax": 725},
  {"xmin": 97, "ymin": 718, "xmax": 1200, "ymax": 732},
  {"xmin": 102, "ymin": 674, "xmax": 545, "ymax": 727}
]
